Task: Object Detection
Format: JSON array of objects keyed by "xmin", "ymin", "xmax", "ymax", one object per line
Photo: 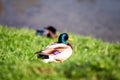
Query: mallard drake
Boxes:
[{"xmin": 35, "ymin": 33, "xmax": 73, "ymax": 63}]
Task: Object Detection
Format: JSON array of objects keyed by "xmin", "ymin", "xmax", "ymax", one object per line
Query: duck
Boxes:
[
  {"xmin": 35, "ymin": 33, "xmax": 73, "ymax": 63},
  {"xmin": 36, "ymin": 26, "xmax": 57, "ymax": 38}
]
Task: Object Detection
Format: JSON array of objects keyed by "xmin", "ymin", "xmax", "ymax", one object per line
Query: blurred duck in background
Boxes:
[
  {"xmin": 36, "ymin": 26, "xmax": 57, "ymax": 38},
  {"xmin": 35, "ymin": 33, "xmax": 73, "ymax": 63}
]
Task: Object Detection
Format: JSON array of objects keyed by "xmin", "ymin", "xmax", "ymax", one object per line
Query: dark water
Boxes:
[{"xmin": 0, "ymin": 0, "xmax": 120, "ymax": 42}]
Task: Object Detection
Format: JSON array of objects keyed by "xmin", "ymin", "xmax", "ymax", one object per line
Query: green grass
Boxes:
[{"xmin": 0, "ymin": 25, "xmax": 120, "ymax": 80}]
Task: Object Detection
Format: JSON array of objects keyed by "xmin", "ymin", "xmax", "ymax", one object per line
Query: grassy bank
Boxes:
[{"xmin": 0, "ymin": 25, "xmax": 120, "ymax": 80}]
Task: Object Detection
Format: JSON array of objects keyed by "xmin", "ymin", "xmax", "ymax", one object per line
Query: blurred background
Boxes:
[{"xmin": 0, "ymin": 0, "xmax": 120, "ymax": 42}]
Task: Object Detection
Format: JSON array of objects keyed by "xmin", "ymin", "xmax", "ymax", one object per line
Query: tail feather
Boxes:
[{"xmin": 35, "ymin": 51, "xmax": 49, "ymax": 59}]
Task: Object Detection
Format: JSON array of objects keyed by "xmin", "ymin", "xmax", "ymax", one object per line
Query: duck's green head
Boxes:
[{"xmin": 58, "ymin": 33, "xmax": 69, "ymax": 44}]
